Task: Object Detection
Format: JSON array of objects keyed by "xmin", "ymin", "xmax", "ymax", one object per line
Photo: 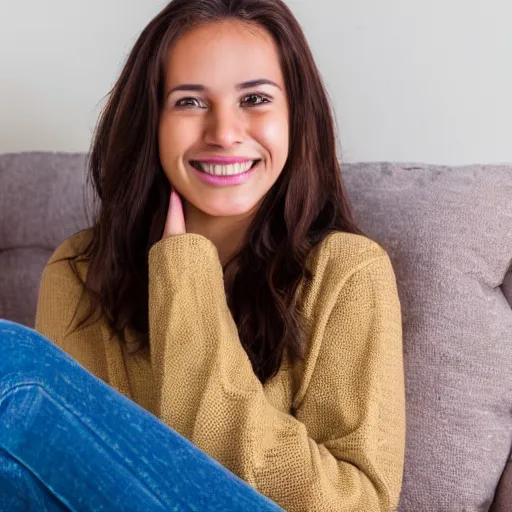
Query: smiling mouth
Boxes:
[{"xmin": 190, "ymin": 160, "xmax": 261, "ymax": 176}]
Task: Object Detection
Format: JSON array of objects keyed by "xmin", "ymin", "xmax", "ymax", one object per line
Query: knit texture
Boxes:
[{"xmin": 35, "ymin": 229, "xmax": 405, "ymax": 511}]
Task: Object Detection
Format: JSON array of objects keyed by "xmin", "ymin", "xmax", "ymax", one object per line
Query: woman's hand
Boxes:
[{"xmin": 162, "ymin": 189, "xmax": 186, "ymax": 239}]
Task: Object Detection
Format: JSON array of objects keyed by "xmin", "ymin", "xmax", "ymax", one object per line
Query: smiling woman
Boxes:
[
  {"xmin": 1, "ymin": 0, "xmax": 405, "ymax": 511},
  {"xmin": 158, "ymin": 20, "xmax": 290, "ymax": 259}
]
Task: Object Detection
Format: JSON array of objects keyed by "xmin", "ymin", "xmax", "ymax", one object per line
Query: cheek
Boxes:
[
  {"xmin": 158, "ymin": 116, "xmax": 198, "ymax": 160},
  {"xmin": 253, "ymin": 113, "xmax": 289, "ymax": 165}
]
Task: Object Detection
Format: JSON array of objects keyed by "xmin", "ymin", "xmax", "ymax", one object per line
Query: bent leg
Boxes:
[
  {"xmin": 0, "ymin": 448, "xmax": 68, "ymax": 512},
  {"xmin": 0, "ymin": 320, "xmax": 282, "ymax": 512}
]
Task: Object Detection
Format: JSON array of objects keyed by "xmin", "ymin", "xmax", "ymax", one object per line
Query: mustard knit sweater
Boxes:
[{"xmin": 35, "ymin": 230, "xmax": 405, "ymax": 512}]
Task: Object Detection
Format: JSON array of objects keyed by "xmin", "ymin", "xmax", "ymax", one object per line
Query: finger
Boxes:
[{"xmin": 163, "ymin": 189, "xmax": 186, "ymax": 238}]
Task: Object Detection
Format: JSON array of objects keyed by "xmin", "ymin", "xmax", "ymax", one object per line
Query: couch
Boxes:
[{"xmin": 1, "ymin": 152, "xmax": 511, "ymax": 511}]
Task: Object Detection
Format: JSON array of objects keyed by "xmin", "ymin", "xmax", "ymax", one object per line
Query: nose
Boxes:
[{"xmin": 203, "ymin": 104, "xmax": 245, "ymax": 149}]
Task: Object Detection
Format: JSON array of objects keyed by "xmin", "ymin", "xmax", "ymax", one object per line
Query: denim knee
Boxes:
[{"xmin": 0, "ymin": 319, "xmax": 69, "ymax": 392}]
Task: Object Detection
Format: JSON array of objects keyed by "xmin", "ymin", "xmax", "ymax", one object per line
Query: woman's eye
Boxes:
[
  {"xmin": 241, "ymin": 94, "xmax": 271, "ymax": 107},
  {"xmin": 175, "ymin": 98, "xmax": 204, "ymax": 108}
]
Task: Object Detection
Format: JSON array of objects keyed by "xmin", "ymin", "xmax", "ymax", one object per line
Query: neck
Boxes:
[{"xmin": 184, "ymin": 202, "xmax": 258, "ymax": 267}]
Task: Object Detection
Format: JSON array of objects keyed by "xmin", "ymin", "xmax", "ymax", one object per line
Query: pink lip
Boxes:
[{"xmin": 192, "ymin": 157, "xmax": 258, "ymax": 164}]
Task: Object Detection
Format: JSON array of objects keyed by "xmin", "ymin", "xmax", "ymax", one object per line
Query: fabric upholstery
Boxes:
[
  {"xmin": 0, "ymin": 152, "xmax": 93, "ymax": 326},
  {"xmin": 1, "ymin": 152, "xmax": 511, "ymax": 511},
  {"xmin": 342, "ymin": 163, "xmax": 512, "ymax": 511}
]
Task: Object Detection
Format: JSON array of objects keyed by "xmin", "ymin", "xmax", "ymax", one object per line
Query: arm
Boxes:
[
  {"xmin": 148, "ymin": 234, "xmax": 405, "ymax": 512},
  {"xmin": 34, "ymin": 237, "xmax": 110, "ymax": 384}
]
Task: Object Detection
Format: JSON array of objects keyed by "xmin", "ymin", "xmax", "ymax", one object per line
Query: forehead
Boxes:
[{"xmin": 164, "ymin": 20, "xmax": 284, "ymax": 87}]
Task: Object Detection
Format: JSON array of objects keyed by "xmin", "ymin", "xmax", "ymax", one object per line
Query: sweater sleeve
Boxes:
[
  {"xmin": 148, "ymin": 234, "xmax": 405, "ymax": 512},
  {"xmin": 34, "ymin": 244, "xmax": 110, "ymax": 384}
]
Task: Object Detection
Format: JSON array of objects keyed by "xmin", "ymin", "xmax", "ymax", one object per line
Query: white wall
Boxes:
[{"xmin": 0, "ymin": 0, "xmax": 510, "ymax": 165}]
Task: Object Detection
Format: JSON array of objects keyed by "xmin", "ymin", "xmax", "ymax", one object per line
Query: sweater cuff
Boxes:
[{"xmin": 148, "ymin": 234, "xmax": 223, "ymax": 283}]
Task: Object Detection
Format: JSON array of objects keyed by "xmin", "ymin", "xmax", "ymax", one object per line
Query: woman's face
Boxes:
[{"xmin": 159, "ymin": 21, "xmax": 289, "ymax": 219}]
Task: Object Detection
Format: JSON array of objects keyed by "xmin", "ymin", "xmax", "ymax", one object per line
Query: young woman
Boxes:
[{"xmin": 0, "ymin": 0, "xmax": 405, "ymax": 510}]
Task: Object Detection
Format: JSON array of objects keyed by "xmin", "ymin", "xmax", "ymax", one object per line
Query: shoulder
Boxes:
[
  {"xmin": 299, "ymin": 231, "xmax": 397, "ymax": 325},
  {"xmin": 47, "ymin": 228, "xmax": 93, "ymax": 265},
  {"xmin": 321, "ymin": 231, "xmax": 388, "ymax": 260},
  {"xmin": 308, "ymin": 231, "xmax": 391, "ymax": 282},
  {"xmin": 44, "ymin": 228, "xmax": 93, "ymax": 283}
]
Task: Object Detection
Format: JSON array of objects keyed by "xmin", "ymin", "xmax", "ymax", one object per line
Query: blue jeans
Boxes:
[{"xmin": 0, "ymin": 319, "xmax": 283, "ymax": 511}]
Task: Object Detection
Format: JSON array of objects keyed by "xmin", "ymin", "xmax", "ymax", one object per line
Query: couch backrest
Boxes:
[
  {"xmin": 1, "ymin": 152, "xmax": 511, "ymax": 511},
  {"xmin": 0, "ymin": 152, "xmax": 93, "ymax": 327},
  {"xmin": 343, "ymin": 163, "xmax": 512, "ymax": 511}
]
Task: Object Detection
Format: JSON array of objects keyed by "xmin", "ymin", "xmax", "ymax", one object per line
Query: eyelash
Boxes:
[{"xmin": 175, "ymin": 93, "xmax": 272, "ymax": 109}]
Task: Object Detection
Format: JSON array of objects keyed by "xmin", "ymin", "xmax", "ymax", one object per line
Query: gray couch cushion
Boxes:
[
  {"xmin": 1, "ymin": 153, "xmax": 511, "ymax": 511},
  {"xmin": 0, "ymin": 152, "xmax": 92, "ymax": 327},
  {"xmin": 343, "ymin": 163, "xmax": 512, "ymax": 511}
]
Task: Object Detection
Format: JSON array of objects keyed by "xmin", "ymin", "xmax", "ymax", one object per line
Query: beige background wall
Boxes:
[{"xmin": 0, "ymin": 0, "xmax": 510, "ymax": 165}]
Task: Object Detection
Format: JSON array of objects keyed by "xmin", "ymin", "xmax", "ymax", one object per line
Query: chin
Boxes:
[
  {"xmin": 204, "ymin": 205, "xmax": 256, "ymax": 218},
  {"xmin": 195, "ymin": 196, "xmax": 262, "ymax": 219}
]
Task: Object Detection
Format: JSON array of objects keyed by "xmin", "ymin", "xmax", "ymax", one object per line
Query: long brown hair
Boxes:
[{"xmin": 74, "ymin": 0, "xmax": 366, "ymax": 384}]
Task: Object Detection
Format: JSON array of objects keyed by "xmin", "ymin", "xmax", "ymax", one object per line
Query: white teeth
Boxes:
[{"xmin": 197, "ymin": 161, "xmax": 255, "ymax": 176}]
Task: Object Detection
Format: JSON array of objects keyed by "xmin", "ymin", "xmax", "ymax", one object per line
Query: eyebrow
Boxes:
[{"xmin": 166, "ymin": 79, "xmax": 282, "ymax": 97}]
